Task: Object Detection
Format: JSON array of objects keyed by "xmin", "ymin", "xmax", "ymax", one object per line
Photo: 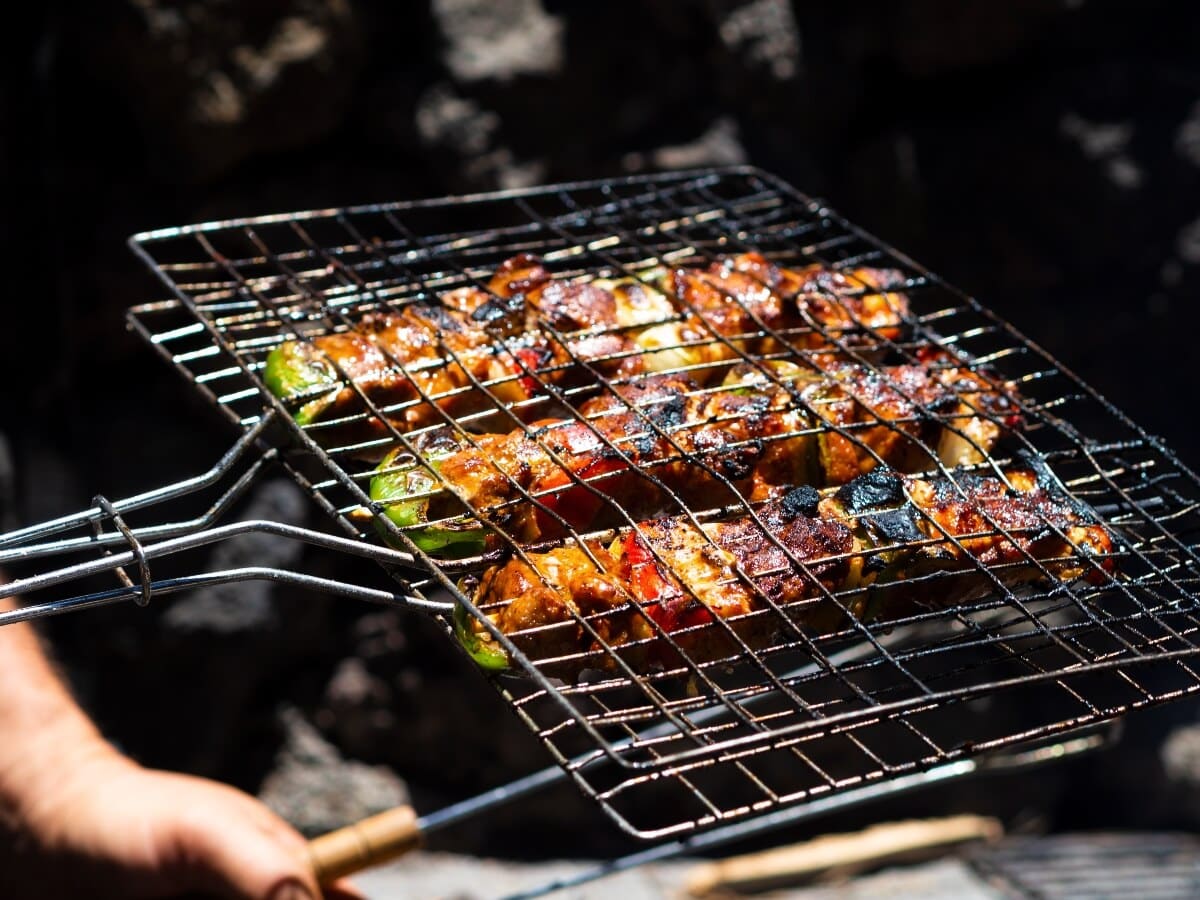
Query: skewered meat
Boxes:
[
  {"xmin": 263, "ymin": 253, "xmax": 910, "ymax": 445},
  {"xmin": 455, "ymin": 465, "xmax": 1116, "ymax": 677},
  {"xmin": 370, "ymin": 352, "xmax": 1022, "ymax": 556}
]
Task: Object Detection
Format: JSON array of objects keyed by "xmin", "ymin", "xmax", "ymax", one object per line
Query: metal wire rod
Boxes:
[
  {"xmin": 0, "ymin": 520, "xmax": 451, "ymax": 619},
  {"xmin": 503, "ymin": 760, "xmax": 979, "ymax": 900},
  {"xmin": 0, "ymin": 567, "xmax": 449, "ymax": 627},
  {"xmin": 0, "ymin": 450, "xmax": 275, "ymax": 565},
  {"xmin": 408, "ymin": 636, "xmax": 920, "ymax": 847},
  {"xmin": 0, "ymin": 411, "xmax": 278, "ymax": 550},
  {"xmin": 501, "ymin": 729, "xmax": 1110, "ymax": 900}
]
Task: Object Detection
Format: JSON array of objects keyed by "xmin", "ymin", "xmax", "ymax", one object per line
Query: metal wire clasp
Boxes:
[{"xmin": 90, "ymin": 495, "xmax": 153, "ymax": 607}]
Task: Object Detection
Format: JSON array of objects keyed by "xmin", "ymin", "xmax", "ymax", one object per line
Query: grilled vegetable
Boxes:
[
  {"xmin": 369, "ymin": 445, "xmax": 488, "ymax": 557},
  {"xmin": 262, "ymin": 340, "xmax": 342, "ymax": 426},
  {"xmin": 369, "ymin": 358, "xmax": 1021, "ymax": 554},
  {"xmin": 452, "ymin": 601, "xmax": 510, "ymax": 671},
  {"xmin": 264, "ymin": 253, "xmax": 910, "ymax": 446},
  {"xmin": 457, "ymin": 465, "xmax": 1116, "ymax": 677}
]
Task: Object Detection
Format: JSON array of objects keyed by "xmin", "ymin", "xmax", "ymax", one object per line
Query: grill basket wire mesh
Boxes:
[
  {"xmin": 969, "ymin": 832, "xmax": 1200, "ymax": 899},
  {"xmin": 126, "ymin": 166, "xmax": 1200, "ymax": 839}
]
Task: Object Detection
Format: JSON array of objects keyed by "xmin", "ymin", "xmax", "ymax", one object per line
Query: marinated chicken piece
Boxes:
[
  {"xmin": 370, "ymin": 356, "xmax": 1021, "ymax": 556},
  {"xmin": 456, "ymin": 465, "xmax": 1117, "ymax": 677}
]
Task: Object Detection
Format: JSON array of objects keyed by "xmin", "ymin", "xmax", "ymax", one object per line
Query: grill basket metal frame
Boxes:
[{"xmin": 3, "ymin": 166, "xmax": 1199, "ymax": 844}]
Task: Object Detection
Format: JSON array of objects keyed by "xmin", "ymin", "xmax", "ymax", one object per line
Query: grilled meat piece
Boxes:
[
  {"xmin": 370, "ymin": 354, "xmax": 1022, "ymax": 556},
  {"xmin": 652, "ymin": 253, "xmax": 908, "ymax": 365},
  {"xmin": 456, "ymin": 466, "xmax": 1116, "ymax": 676},
  {"xmin": 264, "ymin": 253, "xmax": 910, "ymax": 446},
  {"xmin": 262, "ymin": 262, "xmax": 577, "ymax": 444}
]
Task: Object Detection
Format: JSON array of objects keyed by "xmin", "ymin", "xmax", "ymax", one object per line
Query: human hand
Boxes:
[{"xmin": 3, "ymin": 740, "xmax": 363, "ymax": 900}]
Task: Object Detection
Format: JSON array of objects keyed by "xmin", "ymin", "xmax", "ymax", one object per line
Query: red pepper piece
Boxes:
[
  {"xmin": 622, "ymin": 533, "xmax": 714, "ymax": 634},
  {"xmin": 647, "ymin": 601, "xmax": 715, "ymax": 633},
  {"xmin": 532, "ymin": 455, "xmax": 631, "ymax": 536},
  {"xmin": 513, "ymin": 347, "xmax": 547, "ymax": 399}
]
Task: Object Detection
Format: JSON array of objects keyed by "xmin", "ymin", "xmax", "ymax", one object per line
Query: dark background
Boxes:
[{"xmin": 3, "ymin": 0, "xmax": 1200, "ymax": 858}]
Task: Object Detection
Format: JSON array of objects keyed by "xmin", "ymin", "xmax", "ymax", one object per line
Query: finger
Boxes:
[{"xmin": 168, "ymin": 802, "xmax": 323, "ymax": 900}]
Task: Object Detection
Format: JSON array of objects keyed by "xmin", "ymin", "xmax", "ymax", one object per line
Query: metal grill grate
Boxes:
[
  {"xmin": 125, "ymin": 167, "xmax": 1200, "ymax": 839},
  {"xmin": 969, "ymin": 833, "xmax": 1200, "ymax": 899}
]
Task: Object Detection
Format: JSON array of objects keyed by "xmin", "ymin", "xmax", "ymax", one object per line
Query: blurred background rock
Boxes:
[{"xmin": 2, "ymin": 0, "xmax": 1200, "ymax": 859}]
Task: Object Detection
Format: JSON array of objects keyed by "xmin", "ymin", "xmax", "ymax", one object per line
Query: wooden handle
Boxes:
[
  {"xmin": 685, "ymin": 814, "xmax": 1003, "ymax": 897},
  {"xmin": 306, "ymin": 805, "xmax": 423, "ymax": 884}
]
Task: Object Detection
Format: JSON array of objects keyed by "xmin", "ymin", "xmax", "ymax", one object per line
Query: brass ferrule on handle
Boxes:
[{"xmin": 307, "ymin": 805, "xmax": 423, "ymax": 883}]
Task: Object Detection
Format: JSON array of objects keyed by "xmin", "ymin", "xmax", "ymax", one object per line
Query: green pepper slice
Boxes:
[
  {"xmin": 369, "ymin": 446, "xmax": 489, "ymax": 557},
  {"xmin": 262, "ymin": 342, "xmax": 341, "ymax": 426},
  {"xmin": 452, "ymin": 601, "xmax": 511, "ymax": 672}
]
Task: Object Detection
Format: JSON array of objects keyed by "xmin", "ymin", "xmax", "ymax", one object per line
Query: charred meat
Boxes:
[
  {"xmin": 264, "ymin": 253, "xmax": 910, "ymax": 445},
  {"xmin": 370, "ymin": 353, "xmax": 1021, "ymax": 556},
  {"xmin": 456, "ymin": 466, "xmax": 1116, "ymax": 676}
]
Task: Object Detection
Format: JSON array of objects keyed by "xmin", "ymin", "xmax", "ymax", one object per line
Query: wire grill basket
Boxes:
[{"xmin": 12, "ymin": 166, "xmax": 1200, "ymax": 840}]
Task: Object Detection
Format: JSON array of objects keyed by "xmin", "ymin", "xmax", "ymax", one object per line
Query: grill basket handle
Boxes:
[
  {"xmin": 307, "ymin": 805, "xmax": 423, "ymax": 883},
  {"xmin": 0, "ymin": 411, "xmax": 451, "ymax": 627}
]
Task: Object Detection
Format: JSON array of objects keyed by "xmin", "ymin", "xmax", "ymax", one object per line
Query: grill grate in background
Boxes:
[
  {"xmin": 969, "ymin": 833, "xmax": 1200, "ymax": 899},
  {"xmin": 127, "ymin": 167, "xmax": 1200, "ymax": 839}
]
